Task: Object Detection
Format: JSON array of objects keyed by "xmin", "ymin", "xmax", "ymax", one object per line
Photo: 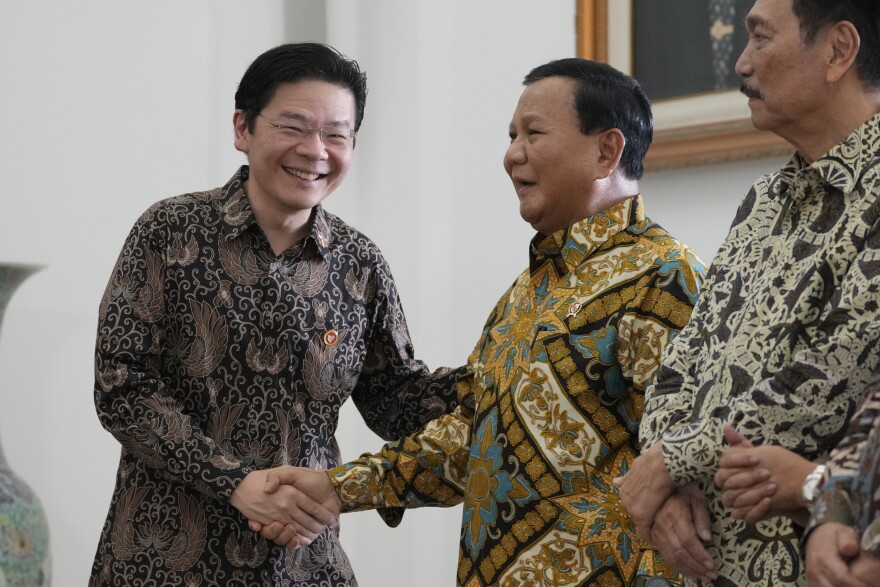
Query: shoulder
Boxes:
[
  {"xmin": 323, "ymin": 210, "xmax": 392, "ymax": 271},
  {"xmin": 130, "ymin": 187, "xmax": 223, "ymax": 242}
]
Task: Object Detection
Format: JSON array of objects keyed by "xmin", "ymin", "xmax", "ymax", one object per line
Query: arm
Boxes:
[
  {"xmin": 95, "ymin": 212, "xmax": 251, "ymax": 500},
  {"xmin": 331, "ymin": 380, "xmax": 474, "ymax": 519},
  {"xmin": 648, "ymin": 234, "xmax": 880, "ymax": 491},
  {"xmin": 614, "ymin": 246, "xmax": 709, "ymax": 539},
  {"xmin": 350, "ymin": 257, "xmax": 468, "ymax": 440},
  {"xmin": 256, "ymin": 383, "xmax": 475, "ymax": 546}
]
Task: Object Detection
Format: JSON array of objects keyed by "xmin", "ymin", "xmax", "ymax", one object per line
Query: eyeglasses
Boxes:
[{"xmin": 256, "ymin": 113, "xmax": 356, "ymax": 148}]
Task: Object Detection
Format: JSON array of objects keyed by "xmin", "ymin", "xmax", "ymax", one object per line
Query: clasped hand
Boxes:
[{"xmin": 229, "ymin": 465, "xmax": 342, "ymax": 549}]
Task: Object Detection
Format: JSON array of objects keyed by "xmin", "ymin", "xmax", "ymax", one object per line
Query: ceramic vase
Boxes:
[{"xmin": 0, "ymin": 263, "xmax": 50, "ymax": 586}]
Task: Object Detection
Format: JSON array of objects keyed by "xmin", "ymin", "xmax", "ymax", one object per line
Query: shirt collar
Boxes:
[
  {"xmin": 218, "ymin": 165, "xmax": 332, "ymax": 259},
  {"xmin": 529, "ymin": 195, "xmax": 644, "ymax": 274},
  {"xmin": 780, "ymin": 111, "xmax": 880, "ymax": 194}
]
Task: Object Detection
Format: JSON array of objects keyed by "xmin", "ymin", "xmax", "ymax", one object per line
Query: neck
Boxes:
[
  {"xmin": 788, "ymin": 89, "xmax": 880, "ymax": 163},
  {"xmin": 585, "ymin": 175, "xmax": 639, "ymax": 217},
  {"xmin": 244, "ymin": 180, "xmax": 313, "ymax": 256}
]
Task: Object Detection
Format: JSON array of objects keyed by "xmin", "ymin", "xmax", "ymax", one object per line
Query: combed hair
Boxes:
[
  {"xmin": 792, "ymin": 0, "xmax": 880, "ymax": 87},
  {"xmin": 524, "ymin": 58, "xmax": 653, "ymax": 180},
  {"xmin": 235, "ymin": 42, "xmax": 368, "ymax": 132}
]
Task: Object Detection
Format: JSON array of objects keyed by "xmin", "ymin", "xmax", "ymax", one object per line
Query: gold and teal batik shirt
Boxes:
[
  {"xmin": 641, "ymin": 112, "xmax": 880, "ymax": 586},
  {"xmin": 328, "ymin": 196, "xmax": 706, "ymax": 586}
]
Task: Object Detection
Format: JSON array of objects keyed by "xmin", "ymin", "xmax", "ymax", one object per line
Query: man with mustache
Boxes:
[{"xmin": 615, "ymin": 0, "xmax": 880, "ymax": 585}]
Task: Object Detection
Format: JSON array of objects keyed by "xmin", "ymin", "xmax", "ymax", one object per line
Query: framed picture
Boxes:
[{"xmin": 576, "ymin": 0, "xmax": 792, "ymax": 170}]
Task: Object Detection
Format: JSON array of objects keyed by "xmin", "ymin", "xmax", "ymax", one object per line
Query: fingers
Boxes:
[
  {"xmin": 806, "ymin": 524, "xmax": 869, "ymax": 587},
  {"xmin": 258, "ymin": 521, "xmax": 315, "ymax": 549},
  {"xmin": 715, "ymin": 464, "xmax": 770, "ymax": 491},
  {"xmin": 723, "ymin": 481, "xmax": 775, "ymax": 509},
  {"xmin": 689, "ymin": 489, "xmax": 712, "ymax": 544},
  {"xmin": 651, "ymin": 496, "xmax": 717, "ymax": 583},
  {"xmin": 722, "ymin": 424, "xmax": 753, "ymax": 448},
  {"xmin": 735, "ymin": 497, "xmax": 773, "ymax": 524},
  {"xmin": 263, "ymin": 465, "xmax": 298, "ymax": 494},
  {"xmin": 277, "ymin": 484, "xmax": 338, "ymax": 532}
]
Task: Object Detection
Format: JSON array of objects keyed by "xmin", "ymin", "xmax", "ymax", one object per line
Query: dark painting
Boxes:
[{"xmin": 633, "ymin": 0, "xmax": 753, "ymax": 101}]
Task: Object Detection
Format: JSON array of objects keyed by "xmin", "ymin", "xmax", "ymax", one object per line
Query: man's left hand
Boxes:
[{"xmin": 615, "ymin": 443, "xmax": 676, "ymax": 541}]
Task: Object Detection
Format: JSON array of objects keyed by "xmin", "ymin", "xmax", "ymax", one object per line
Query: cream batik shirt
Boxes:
[{"xmin": 641, "ymin": 112, "xmax": 880, "ymax": 586}]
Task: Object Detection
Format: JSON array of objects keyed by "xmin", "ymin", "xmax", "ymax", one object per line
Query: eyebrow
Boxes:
[
  {"xmin": 275, "ymin": 111, "xmax": 352, "ymax": 128},
  {"xmin": 745, "ymin": 14, "xmax": 766, "ymax": 32}
]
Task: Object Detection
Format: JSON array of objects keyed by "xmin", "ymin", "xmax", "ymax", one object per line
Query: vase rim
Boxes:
[{"xmin": 0, "ymin": 262, "xmax": 46, "ymax": 272}]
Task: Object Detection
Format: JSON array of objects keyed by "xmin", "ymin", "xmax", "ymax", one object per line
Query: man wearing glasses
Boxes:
[{"xmin": 89, "ymin": 43, "xmax": 464, "ymax": 587}]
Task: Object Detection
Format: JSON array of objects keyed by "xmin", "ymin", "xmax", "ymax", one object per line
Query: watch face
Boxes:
[{"xmin": 645, "ymin": 578, "xmax": 672, "ymax": 587}]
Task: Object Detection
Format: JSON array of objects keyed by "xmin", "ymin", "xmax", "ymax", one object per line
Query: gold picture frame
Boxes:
[{"xmin": 576, "ymin": 0, "xmax": 792, "ymax": 170}]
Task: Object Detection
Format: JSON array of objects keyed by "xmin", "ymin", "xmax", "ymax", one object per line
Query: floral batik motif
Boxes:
[{"xmin": 330, "ymin": 195, "xmax": 706, "ymax": 586}]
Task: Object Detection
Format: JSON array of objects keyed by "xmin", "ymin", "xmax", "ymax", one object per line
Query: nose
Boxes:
[
  {"xmin": 735, "ymin": 41, "xmax": 753, "ymax": 78},
  {"xmin": 294, "ymin": 131, "xmax": 329, "ymax": 160},
  {"xmin": 504, "ymin": 138, "xmax": 526, "ymax": 171}
]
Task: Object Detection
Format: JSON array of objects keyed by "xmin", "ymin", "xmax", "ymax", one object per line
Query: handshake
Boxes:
[{"xmin": 228, "ymin": 465, "xmax": 343, "ymax": 549}]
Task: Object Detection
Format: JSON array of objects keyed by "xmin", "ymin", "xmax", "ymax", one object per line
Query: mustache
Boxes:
[{"xmin": 740, "ymin": 83, "xmax": 763, "ymax": 100}]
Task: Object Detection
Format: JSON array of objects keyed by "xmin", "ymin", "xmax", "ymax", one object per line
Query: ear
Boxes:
[
  {"xmin": 595, "ymin": 128, "xmax": 626, "ymax": 179},
  {"xmin": 232, "ymin": 109, "xmax": 250, "ymax": 154},
  {"xmin": 824, "ymin": 20, "xmax": 860, "ymax": 83}
]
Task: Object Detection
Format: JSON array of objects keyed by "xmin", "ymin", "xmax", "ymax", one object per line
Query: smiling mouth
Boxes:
[
  {"xmin": 283, "ymin": 166, "xmax": 324, "ymax": 181},
  {"xmin": 515, "ymin": 180, "xmax": 536, "ymax": 195}
]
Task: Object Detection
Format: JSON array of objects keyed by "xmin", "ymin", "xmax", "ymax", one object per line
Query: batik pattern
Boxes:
[
  {"xmin": 89, "ymin": 166, "xmax": 465, "ymax": 586},
  {"xmin": 641, "ymin": 112, "xmax": 880, "ymax": 585},
  {"xmin": 806, "ymin": 379, "xmax": 880, "ymax": 556},
  {"xmin": 329, "ymin": 196, "xmax": 707, "ymax": 586}
]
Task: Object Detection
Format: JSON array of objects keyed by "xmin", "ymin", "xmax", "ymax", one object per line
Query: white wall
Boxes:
[{"xmin": 0, "ymin": 1, "xmax": 786, "ymax": 586}]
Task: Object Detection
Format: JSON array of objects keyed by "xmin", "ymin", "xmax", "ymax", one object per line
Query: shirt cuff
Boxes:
[
  {"xmin": 862, "ymin": 518, "xmax": 880, "ymax": 556},
  {"xmin": 326, "ymin": 461, "xmax": 389, "ymax": 512},
  {"xmin": 661, "ymin": 418, "xmax": 724, "ymax": 487}
]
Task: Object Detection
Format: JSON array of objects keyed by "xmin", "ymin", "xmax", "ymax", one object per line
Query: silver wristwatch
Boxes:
[{"xmin": 801, "ymin": 464, "xmax": 827, "ymax": 509}]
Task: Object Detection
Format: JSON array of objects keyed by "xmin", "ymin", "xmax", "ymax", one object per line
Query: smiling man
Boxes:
[{"xmin": 89, "ymin": 43, "xmax": 465, "ymax": 586}]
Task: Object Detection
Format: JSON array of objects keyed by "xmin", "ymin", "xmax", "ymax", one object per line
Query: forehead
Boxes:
[
  {"xmin": 264, "ymin": 80, "xmax": 356, "ymax": 119},
  {"xmin": 512, "ymin": 77, "xmax": 578, "ymax": 122},
  {"xmin": 746, "ymin": 0, "xmax": 797, "ymax": 30}
]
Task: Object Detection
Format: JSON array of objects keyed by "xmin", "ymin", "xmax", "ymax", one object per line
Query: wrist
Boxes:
[{"xmin": 800, "ymin": 464, "xmax": 827, "ymax": 511}]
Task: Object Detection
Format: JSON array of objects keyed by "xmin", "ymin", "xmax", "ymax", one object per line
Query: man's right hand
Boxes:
[
  {"xmin": 247, "ymin": 466, "xmax": 343, "ymax": 548},
  {"xmin": 229, "ymin": 466, "xmax": 339, "ymax": 549}
]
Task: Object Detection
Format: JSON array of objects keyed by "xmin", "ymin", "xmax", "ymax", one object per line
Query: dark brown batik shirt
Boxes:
[{"xmin": 90, "ymin": 166, "xmax": 464, "ymax": 586}]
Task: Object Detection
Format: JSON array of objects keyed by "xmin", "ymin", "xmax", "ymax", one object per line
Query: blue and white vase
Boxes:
[{"xmin": 0, "ymin": 263, "xmax": 50, "ymax": 586}]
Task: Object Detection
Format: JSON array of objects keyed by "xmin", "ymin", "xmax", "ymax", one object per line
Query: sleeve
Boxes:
[
  {"xmin": 646, "ymin": 219, "xmax": 880, "ymax": 487},
  {"xmin": 804, "ymin": 382, "xmax": 880, "ymax": 552},
  {"xmin": 327, "ymin": 374, "xmax": 476, "ymax": 527},
  {"xmin": 614, "ymin": 242, "xmax": 708, "ymax": 440},
  {"xmin": 638, "ymin": 245, "xmax": 725, "ymax": 451},
  {"xmin": 94, "ymin": 210, "xmax": 251, "ymax": 501},
  {"xmin": 326, "ymin": 282, "xmax": 515, "ymax": 527},
  {"xmin": 350, "ymin": 255, "xmax": 467, "ymax": 440}
]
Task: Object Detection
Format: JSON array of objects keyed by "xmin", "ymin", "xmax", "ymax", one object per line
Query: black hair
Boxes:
[
  {"xmin": 792, "ymin": 0, "xmax": 880, "ymax": 87},
  {"xmin": 234, "ymin": 42, "xmax": 368, "ymax": 132},
  {"xmin": 523, "ymin": 58, "xmax": 653, "ymax": 180}
]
